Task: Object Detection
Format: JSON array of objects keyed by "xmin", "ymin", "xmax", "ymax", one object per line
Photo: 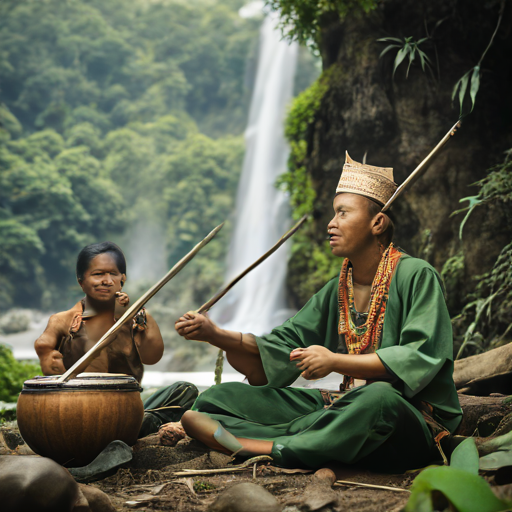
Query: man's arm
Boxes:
[
  {"xmin": 34, "ymin": 314, "xmax": 68, "ymax": 375},
  {"xmin": 291, "ymin": 345, "xmax": 390, "ymax": 381},
  {"xmin": 175, "ymin": 312, "xmax": 267, "ymax": 385},
  {"xmin": 135, "ymin": 312, "xmax": 164, "ymax": 365}
]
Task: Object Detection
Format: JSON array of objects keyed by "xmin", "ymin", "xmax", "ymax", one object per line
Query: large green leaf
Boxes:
[
  {"xmin": 479, "ymin": 430, "xmax": 512, "ymax": 471},
  {"xmin": 405, "ymin": 466, "xmax": 508, "ymax": 512},
  {"xmin": 450, "ymin": 438, "xmax": 480, "ymax": 475}
]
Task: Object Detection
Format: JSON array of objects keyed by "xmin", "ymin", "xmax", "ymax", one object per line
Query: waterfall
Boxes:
[{"xmin": 211, "ymin": 12, "xmax": 298, "ymax": 335}]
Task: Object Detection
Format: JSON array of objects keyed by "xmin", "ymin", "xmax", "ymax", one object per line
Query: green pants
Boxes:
[
  {"xmin": 139, "ymin": 381, "xmax": 198, "ymax": 438},
  {"xmin": 193, "ymin": 381, "xmax": 436, "ymax": 471}
]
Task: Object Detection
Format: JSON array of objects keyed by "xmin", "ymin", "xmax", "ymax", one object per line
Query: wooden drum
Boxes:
[{"xmin": 17, "ymin": 373, "xmax": 144, "ymax": 466}]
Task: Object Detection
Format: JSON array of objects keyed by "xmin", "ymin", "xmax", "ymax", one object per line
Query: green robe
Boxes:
[{"xmin": 193, "ymin": 254, "xmax": 462, "ymax": 470}]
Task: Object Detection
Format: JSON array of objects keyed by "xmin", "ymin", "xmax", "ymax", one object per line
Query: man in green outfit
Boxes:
[{"xmin": 175, "ymin": 152, "xmax": 462, "ymax": 470}]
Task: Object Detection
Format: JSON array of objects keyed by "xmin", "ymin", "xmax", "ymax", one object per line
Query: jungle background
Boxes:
[{"xmin": 0, "ymin": 0, "xmax": 511, "ymax": 402}]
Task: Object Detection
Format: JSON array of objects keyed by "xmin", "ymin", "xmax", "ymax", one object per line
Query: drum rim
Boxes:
[{"xmin": 21, "ymin": 374, "xmax": 143, "ymax": 392}]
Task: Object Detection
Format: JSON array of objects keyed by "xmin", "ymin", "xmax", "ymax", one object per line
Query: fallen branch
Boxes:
[
  {"xmin": 170, "ymin": 455, "xmax": 273, "ymax": 477},
  {"xmin": 334, "ymin": 480, "xmax": 410, "ymax": 493}
]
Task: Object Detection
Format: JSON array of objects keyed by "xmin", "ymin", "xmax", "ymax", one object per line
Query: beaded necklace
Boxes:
[{"xmin": 338, "ymin": 243, "xmax": 402, "ymax": 355}]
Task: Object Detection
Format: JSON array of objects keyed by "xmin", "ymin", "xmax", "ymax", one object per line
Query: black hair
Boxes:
[{"xmin": 76, "ymin": 242, "xmax": 127, "ymax": 281}]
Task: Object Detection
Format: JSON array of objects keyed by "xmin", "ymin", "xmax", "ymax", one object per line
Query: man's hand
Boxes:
[
  {"xmin": 42, "ymin": 350, "xmax": 66, "ymax": 375},
  {"xmin": 115, "ymin": 292, "xmax": 130, "ymax": 307},
  {"xmin": 175, "ymin": 311, "xmax": 218, "ymax": 342},
  {"xmin": 290, "ymin": 345, "xmax": 335, "ymax": 380}
]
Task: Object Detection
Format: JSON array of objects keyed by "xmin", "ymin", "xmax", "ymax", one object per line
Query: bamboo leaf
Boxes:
[
  {"xmin": 452, "ymin": 70, "xmax": 470, "ymax": 102},
  {"xmin": 452, "ymin": 77, "xmax": 462, "ymax": 101},
  {"xmin": 422, "ymin": 52, "xmax": 432, "ymax": 65},
  {"xmin": 458, "ymin": 72, "xmax": 470, "ymax": 115},
  {"xmin": 379, "ymin": 44, "xmax": 401, "ymax": 58},
  {"xmin": 393, "ymin": 47, "xmax": 408, "ymax": 76},
  {"xmin": 406, "ymin": 47, "xmax": 415, "ymax": 77},
  {"xmin": 470, "ymin": 66, "xmax": 481, "ymax": 112},
  {"xmin": 377, "ymin": 37, "xmax": 403, "ymax": 43},
  {"xmin": 418, "ymin": 51, "xmax": 426, "ymax": 71}
]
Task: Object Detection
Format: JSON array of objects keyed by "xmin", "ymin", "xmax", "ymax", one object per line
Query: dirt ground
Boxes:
[
  {"xmin": 91, "ymin": 435, "xmax": 414, "ymax": 511},
  {"xmin": 2, "ymin": 426, "xmax": 511, "ymax": 511},
  {"xmin": 96, "ymin": 469, "xmax": 411, "ymax": 512}
]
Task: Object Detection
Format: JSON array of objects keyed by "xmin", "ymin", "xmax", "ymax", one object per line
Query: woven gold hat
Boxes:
[{"xmin": 336, "ymin": 152, "xmax": 397, "ymax": 206}]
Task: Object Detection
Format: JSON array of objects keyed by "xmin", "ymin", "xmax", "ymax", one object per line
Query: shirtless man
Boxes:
[{"xmin": 35, "ymin": 242, "xmax": 164, "ymax": 382}]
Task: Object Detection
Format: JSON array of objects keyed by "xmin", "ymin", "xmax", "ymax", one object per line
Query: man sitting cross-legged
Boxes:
[{"xmin": 175, "ymin": 153, "xmax": 462, "ymax": 471}]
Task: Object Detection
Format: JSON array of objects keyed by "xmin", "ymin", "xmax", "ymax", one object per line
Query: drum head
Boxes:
[{"xmin": 22, "ymin": 373, "xmax": 142, "ymax": 392}]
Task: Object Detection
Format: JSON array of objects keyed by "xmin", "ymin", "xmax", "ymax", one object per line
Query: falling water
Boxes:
[{"xmin": 211, "ymin": 12, "xmax": 299, "ymax": 335}]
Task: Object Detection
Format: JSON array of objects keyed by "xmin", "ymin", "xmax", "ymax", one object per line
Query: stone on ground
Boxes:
[{"xmin": 208, "ymin": 482, "xmax": 281, "ymax": 512}]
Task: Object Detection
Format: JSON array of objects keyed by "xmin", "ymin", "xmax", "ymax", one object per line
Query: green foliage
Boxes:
[
  {"xmin": 377, "ymin": 36, "xmax": 433, "ymax": 79},
  {"xmin": 452, "ymin": 66, "xmax": 480, "ymax": 116},
  {"xmin": 454, "ymin": 242, "xmax": 512, "ymax": 359},
  {"xmin": 193, "ymin": 480, "xmax": 216, "ymax": 492},
  {"xmin": 451, "ymin": 0, "xmax": 505, "ymax": 116},
  {"xmin": 451, "ymin": 151, "xmax": 512, "ymax": 357},
  {"xmin": 0, "ymin": 0, "xmax": 258, "ymax": 136},
  {"xmin": 0, "ymin": 344, "xmax": 40, "ymax": 403},
  {"xmin": 266, "ymin": 0, "xmax": 377, "ymax": 49},
  {"xmin": 454, "ymin": 155, "xmax": 512, "ymax": 239},
  {"xmin": 441, "ymin": 251, "xmax": 465, "ymax": 312},
  {"xmin": 450, "ymin": 437, "xmax": 480, "ymax": 475},
  {"xmin": 405, "ymin": 438, "xmax": 510, "ymax": 512},
  {"xmin": 279, "ymin": 70, "xmax": 331, "ymax": 217},
  {"xmin": 0, "ymin": 0, "xmax": 258, "ymax": 311},
  {"xmin": 479, "ymin": 430, "xmax": 512, "ymax": 471},
  {"xmin": 279, "ymin": 69, "xmax": 341, "ymax": 303}
]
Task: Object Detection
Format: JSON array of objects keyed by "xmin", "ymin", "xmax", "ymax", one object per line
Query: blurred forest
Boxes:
[
  {"xmin": 0, "ymin": 0, "xmax": 263, "ymax": 316},
  {"xmin": 0, "ymin": 0, "xmax": 321, "ymax": 373}
]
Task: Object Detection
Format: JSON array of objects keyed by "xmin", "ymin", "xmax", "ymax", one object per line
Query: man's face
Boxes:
[
  {"xmin": 79, "ymin": 253, "xmax": 125, "ymax": 302},
  {"xmin": 327, "ymin": 193, "xmax": 376, "ymax": 259}
]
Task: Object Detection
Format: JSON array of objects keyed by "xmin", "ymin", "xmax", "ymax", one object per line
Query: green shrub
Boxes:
[{"xmin": 0, "ymin": 344, "xmax": 40, "ymax": 403}]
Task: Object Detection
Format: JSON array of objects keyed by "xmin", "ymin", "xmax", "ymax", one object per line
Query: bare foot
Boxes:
[
  {"xmin": 181, "ymin": 411, "xmax": 273, "ymax": 457},
  {"xmin": 181, "ymin": 411, "xmax": 233, "ymax": 454}
]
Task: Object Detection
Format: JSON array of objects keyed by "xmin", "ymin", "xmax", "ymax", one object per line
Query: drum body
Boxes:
[{"xmin": 17, "ymin": 373, "xmax": 144, "ymax": 466}]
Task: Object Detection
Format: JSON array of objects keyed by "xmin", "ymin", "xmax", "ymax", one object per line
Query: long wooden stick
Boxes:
[
  {"xmin": 197, "ymin": 215, "xmax": 308, "ymax": 314},
  {"xmin": 170, "ymin": 456, "xmax": 273, "ymax": 477},
  {"xmin": 381, "ymin": 120, "xmax": 461, "ymax": 212},
  {"xmin": 57, "ymin": 223, "xmax": 224, "ymax": 383},
  {"xmin": 334, "ymin": 480, "xmax": 410, "ymax": 493}
]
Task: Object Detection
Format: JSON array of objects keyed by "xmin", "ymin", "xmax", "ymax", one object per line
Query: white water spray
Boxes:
[{"xmin": 212, "ymin": 13, "xmax": 298, "ymax": 335}]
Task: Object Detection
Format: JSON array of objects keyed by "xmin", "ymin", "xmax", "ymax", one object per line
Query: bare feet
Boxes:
[
  {"xmin": 181, "ymin": 411, "xmax": 273, "ymax": 457},
  {"xmin": 181, "ymin": 411, "xmax": 235, "ymax": 454}
]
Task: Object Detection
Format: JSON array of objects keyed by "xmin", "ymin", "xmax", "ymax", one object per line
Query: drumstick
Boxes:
[
  {"xmin": 197, "ymin": 214, "xmax": 308, "ymax": 315},
  {"xmin": 57, "ymin": 223, "xmax": 224, "ymax": 383},
  {"xmin": 381, "ymin": 120, "xmax": 461, "ymax": 212}
]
